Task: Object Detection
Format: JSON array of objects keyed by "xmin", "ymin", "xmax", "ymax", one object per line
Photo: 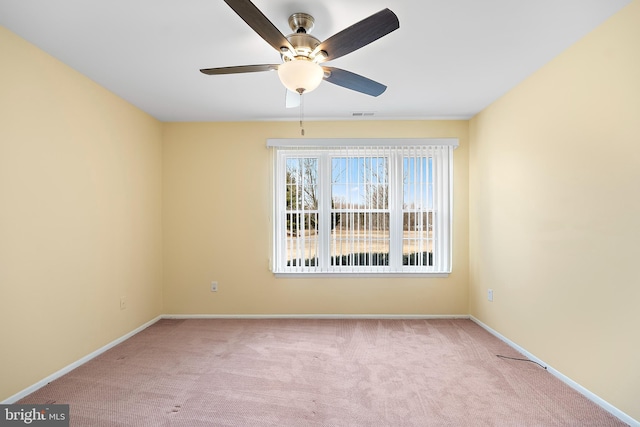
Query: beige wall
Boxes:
[
  {"xmin": 469, "ymin": 1, "xmax": 640, "ymax": 420},
  {"xmin": 162, "ymin": 121, "xmax": 469, "ymax": 315},
  {"xmin": 0, "ymin": 27, "xmax": 163, "ymax": 401}
]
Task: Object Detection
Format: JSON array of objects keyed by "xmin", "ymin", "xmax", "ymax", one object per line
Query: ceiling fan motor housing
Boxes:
[
  {"xmin": 286, "ymin": 33, "xmax": 321, "ymax": 59},
  {"xmin": 278, "ymin": 13, "xmax": 325, "ymax": 61}
]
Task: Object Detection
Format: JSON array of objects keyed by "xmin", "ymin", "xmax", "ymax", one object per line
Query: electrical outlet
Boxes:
[
  {"xmin": 211, "ymin": 281, "xmax": 218, "ymax": 292},
  {"xmin": 120, "ymin": 297, "xmax": 127, "ymax": 310},
  {"xmin": 487, "ymin": 289, "xmax": 494, "ymax": 302}
]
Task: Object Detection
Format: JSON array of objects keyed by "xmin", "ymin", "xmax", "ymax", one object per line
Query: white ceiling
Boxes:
[{"xmin": 0, "ymin": 0, "xmax": 631, "ymax": 122}]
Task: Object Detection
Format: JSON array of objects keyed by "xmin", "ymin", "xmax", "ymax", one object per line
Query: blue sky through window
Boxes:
[
  {"xmin": 331, "ymin": 156, "xmax": 387, "ymax": 207},
  {"xmin": 330, "ymin": 156, "xmax": 433, "ymax": 209}
]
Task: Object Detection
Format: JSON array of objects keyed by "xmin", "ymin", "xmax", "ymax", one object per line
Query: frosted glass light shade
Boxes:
[{"xmin": 277, "ymin": 60, "xmax": 323, "ymax": 94}]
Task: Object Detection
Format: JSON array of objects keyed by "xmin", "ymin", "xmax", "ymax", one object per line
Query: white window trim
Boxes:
[
  {"xmin": 267, "ymin": 138, "xmax": 459, "ymax": 148},
  {"xmin": 267, "ymin": 138, "xmax": 457, "ymax": 277}
]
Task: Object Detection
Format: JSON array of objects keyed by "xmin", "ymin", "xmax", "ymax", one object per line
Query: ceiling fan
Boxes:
[{"xmin": 200, "ymin": 0, "xmax": 399, "ymax": 105}]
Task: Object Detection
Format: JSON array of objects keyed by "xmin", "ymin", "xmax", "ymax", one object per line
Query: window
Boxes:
[{"xmin": 268, "ymin": 139, "xmax": 457, "ymax": 275}]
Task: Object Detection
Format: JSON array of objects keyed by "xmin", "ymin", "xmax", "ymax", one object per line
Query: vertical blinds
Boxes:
[{"xmin": 270, "ymin": 139, "xmax": 456, "ymax": 274}]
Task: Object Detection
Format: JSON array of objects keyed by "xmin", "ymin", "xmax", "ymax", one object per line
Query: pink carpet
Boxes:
[{"xmin": 18, "ymin": 318, "xmax": 626, "ymax": 426}]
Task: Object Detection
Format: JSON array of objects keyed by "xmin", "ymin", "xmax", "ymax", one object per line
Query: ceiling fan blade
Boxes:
[
  {"xmin": 285, "ymin": 89, "xmax": 301, "ymax": 108},
  {"xmin": 322, "ymin": 67, "xmax": 387, "ymax": 97},
  {"xmin": 314, "ymin": 9, "xmax": 399, "ymax": 63},
  {"xmin": 223, "ymin": 0, "xmax": 295, "ymax": 55},
  {"xmin": 200, "ymin": 64, "xmax": 279, "ymax": 75}
]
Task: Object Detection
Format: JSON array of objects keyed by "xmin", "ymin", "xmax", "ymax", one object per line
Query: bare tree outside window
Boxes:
[
  {"xmin": 286, "ymin": 158, "xmax": 318, "ymax": 235},
  {"xmin": 330, "ymin": 156, "xmax": 390, "ymax": 266}
]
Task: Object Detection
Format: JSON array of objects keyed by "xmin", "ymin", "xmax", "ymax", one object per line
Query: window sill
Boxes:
[{"xmin": 274, "ymin": 272, "xmax": 450, "ymax": 279}]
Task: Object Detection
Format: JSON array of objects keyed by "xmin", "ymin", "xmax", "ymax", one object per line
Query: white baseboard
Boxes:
[
  {"xmin": 2, "ymin": 315, "xmax": 162, "ymax": 404},
  {"xmin": 470, "ymin": 316, "xmax": 639, "ymax": 427},
  {"xmin": 162, "ymin": 314, "xmax": 470, "ymax": 320}
]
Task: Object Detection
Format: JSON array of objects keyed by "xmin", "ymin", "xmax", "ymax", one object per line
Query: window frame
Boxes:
[{"xmin": 268, "ymin": 138, "xmax": 457, "ymax": 277}]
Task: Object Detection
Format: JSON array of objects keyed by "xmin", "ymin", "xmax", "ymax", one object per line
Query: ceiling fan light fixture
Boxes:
[{"xmin": 277, "ymin": 59, "xmax": 324, "ymax": 94}]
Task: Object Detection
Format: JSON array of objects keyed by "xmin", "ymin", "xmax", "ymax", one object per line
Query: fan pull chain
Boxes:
[{"xmin": 299, "ymin": 92, "xmax": 305, "ymax": 136}]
